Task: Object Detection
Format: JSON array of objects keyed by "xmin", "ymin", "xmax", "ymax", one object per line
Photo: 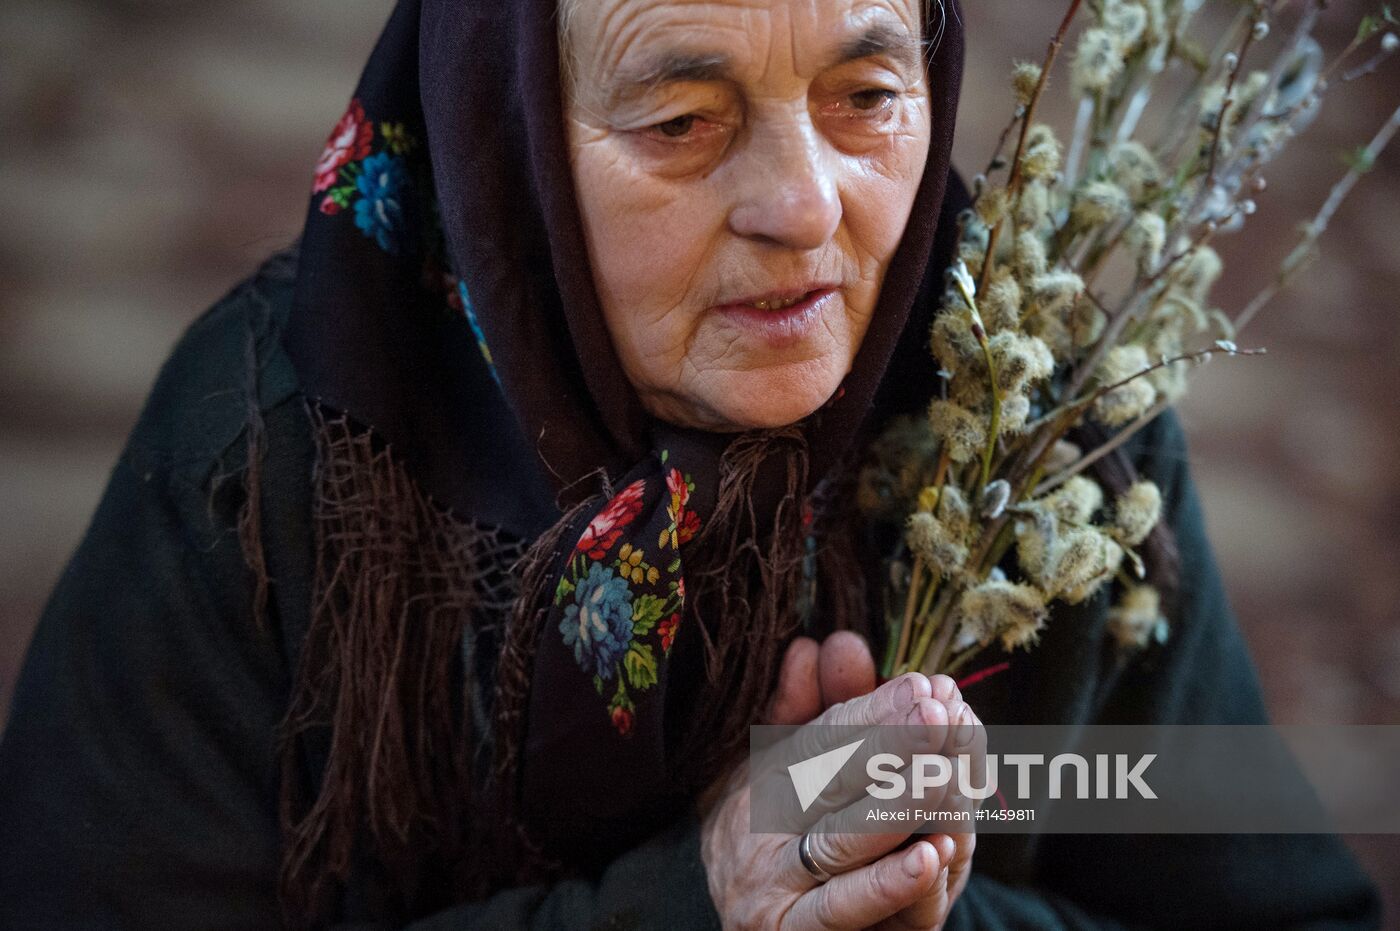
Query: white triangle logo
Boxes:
[{"xmin": 787, "ymin": 738, "xmax": 866, "ymax": 812}]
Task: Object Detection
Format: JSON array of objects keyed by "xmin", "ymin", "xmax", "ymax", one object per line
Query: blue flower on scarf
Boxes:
[
  {"xmin": 561, "ymin": 563, "xmax": 634, "ymax": 679},
  {"xmin": 353, "ymin": 152, "xmax": 407, "ymax": 254}
]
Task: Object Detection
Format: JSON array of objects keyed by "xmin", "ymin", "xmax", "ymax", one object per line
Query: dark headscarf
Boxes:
[{"xmin": 272, "ymin": 0, "xmax": 967, "ymax": 923}]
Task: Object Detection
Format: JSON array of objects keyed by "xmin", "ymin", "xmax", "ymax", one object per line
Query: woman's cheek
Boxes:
[
  {"xmin": 594, "ymin": 204, "xmax": 715, "ymax": 386},
  {"xmin": 576, "ymin": 144, "xmax": 704, "ymax": 342},
  {"xmin": 848, "ymin": 131, "xmax": 929, "ymax": 271}
]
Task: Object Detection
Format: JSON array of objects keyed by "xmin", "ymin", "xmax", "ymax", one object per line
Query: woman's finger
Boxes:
[
  {"xmin": 818, "ymin": 631, "xmax": 877, "ymax": 708},
  {"xmin": 818, "ymin": 671, "xmax": 932, "ymax": 729},
  {"xmin": 761, "ymin": 672, "xmax": 932, "ymax": 800},
  {"xmin": 873, "ymin": 863, "xmax": 950, "ymax": 930},
  {"xmin": 877, "ymin": 834, "xmax": 960, "ymax": 929},
  {"xmin": 945, "ymin": 828, "xmax": 976, "ymax": 901},
  {"xmin": 927, "ymin": 833, "xmax": 960, "ymax": 873},
  {"xmin": 783, "ymin": 840, "xmax": 942, "ymax": 931},
  {"xmin": 777, "ymin": 695, "xmax": 952, "ymax": 821},
  {"xmin": 767, "ymin": 636, "xmax": 822, "ymax": 725}
]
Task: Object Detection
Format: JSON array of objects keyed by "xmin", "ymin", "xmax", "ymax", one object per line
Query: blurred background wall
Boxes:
[{"xmin": 1, "ymin": 0, "xmax": 1396, "ymax": 920}]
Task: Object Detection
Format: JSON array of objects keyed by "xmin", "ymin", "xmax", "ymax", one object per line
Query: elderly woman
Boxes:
[{"xmin": 0, "ymin": 0, "xmax": 1381, "ymax": 928}]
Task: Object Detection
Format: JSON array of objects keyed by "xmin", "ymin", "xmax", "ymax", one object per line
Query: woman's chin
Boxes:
[
  {"xmin": 699, "ymin": 365, "xmax": 845, "ymax": 432},
  {"xmin": 639, "ymin": 358, "xmax": 849, "ymax": 432}
]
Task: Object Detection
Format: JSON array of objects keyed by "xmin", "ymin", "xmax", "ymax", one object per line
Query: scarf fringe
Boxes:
[
  {"xmin": 273, "ymin": 402, "xmax": 517, "ymax": 925},
  {"xmin": 677, "ymin": 427, "xmax": 813, "ymax": 788}
]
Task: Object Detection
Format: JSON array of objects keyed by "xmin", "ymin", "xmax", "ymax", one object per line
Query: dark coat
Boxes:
[{"xmin": 0, "ymin": 254, "xmax": 1382, "ymax": 929}]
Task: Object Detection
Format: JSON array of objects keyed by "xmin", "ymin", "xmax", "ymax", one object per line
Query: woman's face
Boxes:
[{"xmin": 564, "ymin": 0, "xmax": 932, "ymax": 432}]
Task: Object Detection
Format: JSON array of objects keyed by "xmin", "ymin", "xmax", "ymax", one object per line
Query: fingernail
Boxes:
[
  {"xmin": 896, "ymin": 675, "xmax": 914, "ymax": 708},
  {"xmin": 955, "ymin": 707, "xmax": 975, "ymax": 747},
  {"xmin": 903, "ymin": 843, "xmax": 928, "ymax": 879},
  {"xmin": 905, "ymin": 698, "xmax": 931, "ymax": 726}
]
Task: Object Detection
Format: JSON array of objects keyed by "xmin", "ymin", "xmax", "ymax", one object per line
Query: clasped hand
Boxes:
[{"xmin": 700, "ymin": 633, "xmax": 982, "ymax": 930}]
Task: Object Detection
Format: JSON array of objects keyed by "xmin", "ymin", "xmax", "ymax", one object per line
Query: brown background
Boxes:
[{"xmin": 1, "ymin": 0, "xmax": 1396, "ymax": 921}]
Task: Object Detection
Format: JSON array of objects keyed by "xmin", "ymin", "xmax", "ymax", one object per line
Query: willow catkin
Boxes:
[{"xmin": 1114, "ymin": 480, "xmax": 1163, "ymax": 546}]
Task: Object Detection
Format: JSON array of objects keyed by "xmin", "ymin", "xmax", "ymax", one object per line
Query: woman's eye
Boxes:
[
  {"xmin": 848, "ymin": 89, "xmax": 898, "ymax": 112},
  {"xmin": 653, "ymin": 115, "xmax": 697, "ymax": 138}
]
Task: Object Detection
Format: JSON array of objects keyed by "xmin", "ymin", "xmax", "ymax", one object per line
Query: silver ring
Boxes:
[{"xmin": 798, "ymin": 831, "xmax": 835, "ymax": 884}]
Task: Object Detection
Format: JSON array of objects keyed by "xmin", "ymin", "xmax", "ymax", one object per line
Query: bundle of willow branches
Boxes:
[{"xmin": 863, "ymin": 0, "xmax": 1400, "ymax": 679}]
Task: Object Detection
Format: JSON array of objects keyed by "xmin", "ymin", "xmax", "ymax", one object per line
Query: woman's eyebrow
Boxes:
[
  {"xmin": 836, "ymin": 22, "xmax": 922, "ymax": 72},
  {"xmin": 606, "ymin": 52, "xmax": 732, "ymax": 108},
  {"xmin": 604, "ymin": 23, "xmax": 920, "ymax": 107}
]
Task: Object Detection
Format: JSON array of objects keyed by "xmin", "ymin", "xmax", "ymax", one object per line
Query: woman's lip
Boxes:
[
  {"xmin": 711, "ymin": 287, "xmax": 839, "ymax": 350},
  {"xmin": 722, "ymin": 283, "xmax": 840, "ymax": 309}
]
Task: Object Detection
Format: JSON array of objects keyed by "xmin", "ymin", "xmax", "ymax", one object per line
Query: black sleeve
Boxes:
[
  {"xmin": 0, "ymin": 278, "xmax": 724, "ymax": 931},
  {"xmin": 945, "ymin": 409, "xmax": 1382, "ymax": 929},
  {"xmin": 0, "ymin": 345, "xmax": 290, "ymax": 928},
  {"xmin": 398, "ymin": 815, "xmax": 716, "ymax": 931}
]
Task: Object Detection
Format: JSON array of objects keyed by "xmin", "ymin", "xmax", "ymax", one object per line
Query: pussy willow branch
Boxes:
[
  {"xmin": 903, "ymin": 1, "xmax": 1396, "ymax": 680},
  {"xmin": 1066, "ymin": 97, "xmax": 1095, "ymax": 189},
  {"xmin": 1068, "ymin": 190, "xmax": 1248, "ymax": 404},
  {"xmin": 1341, "ymin": 44, "xmax": 1397, "ymax": 82},
  {"xmin": 1184, "ymin": 3, "xmax": 1269, "ymax": 221},
  {"xmin": 1203, "ymin": 5, "xmax": 1265, "ymax": 194},
  {"xmin": 1236, "ymin": 101, "xmax": 1400, "ymax": 332},
  {"xmin": 1023, "ymin": 344, "xmax": 1259, "ymax": 503},
  {"xmin": 1156, "ymin": 4, "xmax": 1250, "ymax": 170},
  {"xmin": 1218, "ymin": 0, "xmax": 1324, "ymax": 193},
  {"xmin": 984, "ymin": 107, "xmax": 1026, "ymax": 180},
  {"xmin": 1319, "ymin": 12, "xmax": 1393, "ymax": 86},
  {"xmin": 1033, "ymin": 399, "xmax": 1171, "ymax": 496},
  {"xmin": 952, "ymin": 272, "xmax": 1004, "ymax": 494},
  {"xmin": 977, "ymin": 0, "xmax": 1084, "ymax": 298},
  {"xmin": 889, "ymin": 555, "xmax": 925, "ymax": 674}
]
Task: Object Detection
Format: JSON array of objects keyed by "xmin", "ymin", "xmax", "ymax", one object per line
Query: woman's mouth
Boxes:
[{"xmin": 712, "ymin": 287, "xmax": 840, "ymax": 350}]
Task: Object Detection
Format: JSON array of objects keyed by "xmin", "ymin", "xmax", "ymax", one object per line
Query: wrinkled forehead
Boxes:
[{"xmin": 559, "ymin": 0, "xmax": 935, "ymax": 97}]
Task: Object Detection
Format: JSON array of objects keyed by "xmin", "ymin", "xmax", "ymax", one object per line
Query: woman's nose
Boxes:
[{"xmin": 727, "ymin": 116, "xmax": 841, "ymax": 250}]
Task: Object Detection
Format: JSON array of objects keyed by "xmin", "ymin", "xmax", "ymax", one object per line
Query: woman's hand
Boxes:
[
  {"xmin": 697, "ymin": 635, "xmax": 974, "ymax": 924},
  {"xmin": 700, "ymin": 670, "xmax": 950, "ymax": 929},
  {"xmin": 697, "ymin": 639, "xmax": 981, "ymax": 930},
  {"xmin": 764, "ymin": 632, "xmax": 878, "ymax": 724},
  {"xmin": 791, "ymin": 634, "xmax": 979, "ymax": 930}
]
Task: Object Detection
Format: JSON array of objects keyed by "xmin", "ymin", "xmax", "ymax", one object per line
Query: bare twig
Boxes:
[
  {"xmin": 1341, "ymin": 46, "xmax": 1396, "ymax": 82},
  {"xmin": 1236, "ymin": 102, "xmax": 1400, "ymax": 332},
  {"xmin": 1033, "ymin": 399, "xmax": 1171, "ymax": 496}
]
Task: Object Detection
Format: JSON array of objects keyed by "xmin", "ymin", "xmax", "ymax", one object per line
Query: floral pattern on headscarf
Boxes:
[
  {"xmin": 313, "ymin": 97, "xmax": 419, "ymax": 256},
  {"xmin": 553, "ymin": 462, "xmax": 699, "ymax": 735}
]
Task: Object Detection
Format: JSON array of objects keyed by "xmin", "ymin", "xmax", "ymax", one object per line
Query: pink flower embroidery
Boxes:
[
  {"xmin": 576, "ymin": 479, "xmax": 646, "ymax": 560},
  {"xmin": 666, "ymin": 468, "xmax": 690, "ymax": 510},
  {"xmin": 313, "ymin": 99, "xmax": 374, "ymax": 193},
  {"xmin": 659, "ymin": 467, "xmax": 700, "ymax": 549}
]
